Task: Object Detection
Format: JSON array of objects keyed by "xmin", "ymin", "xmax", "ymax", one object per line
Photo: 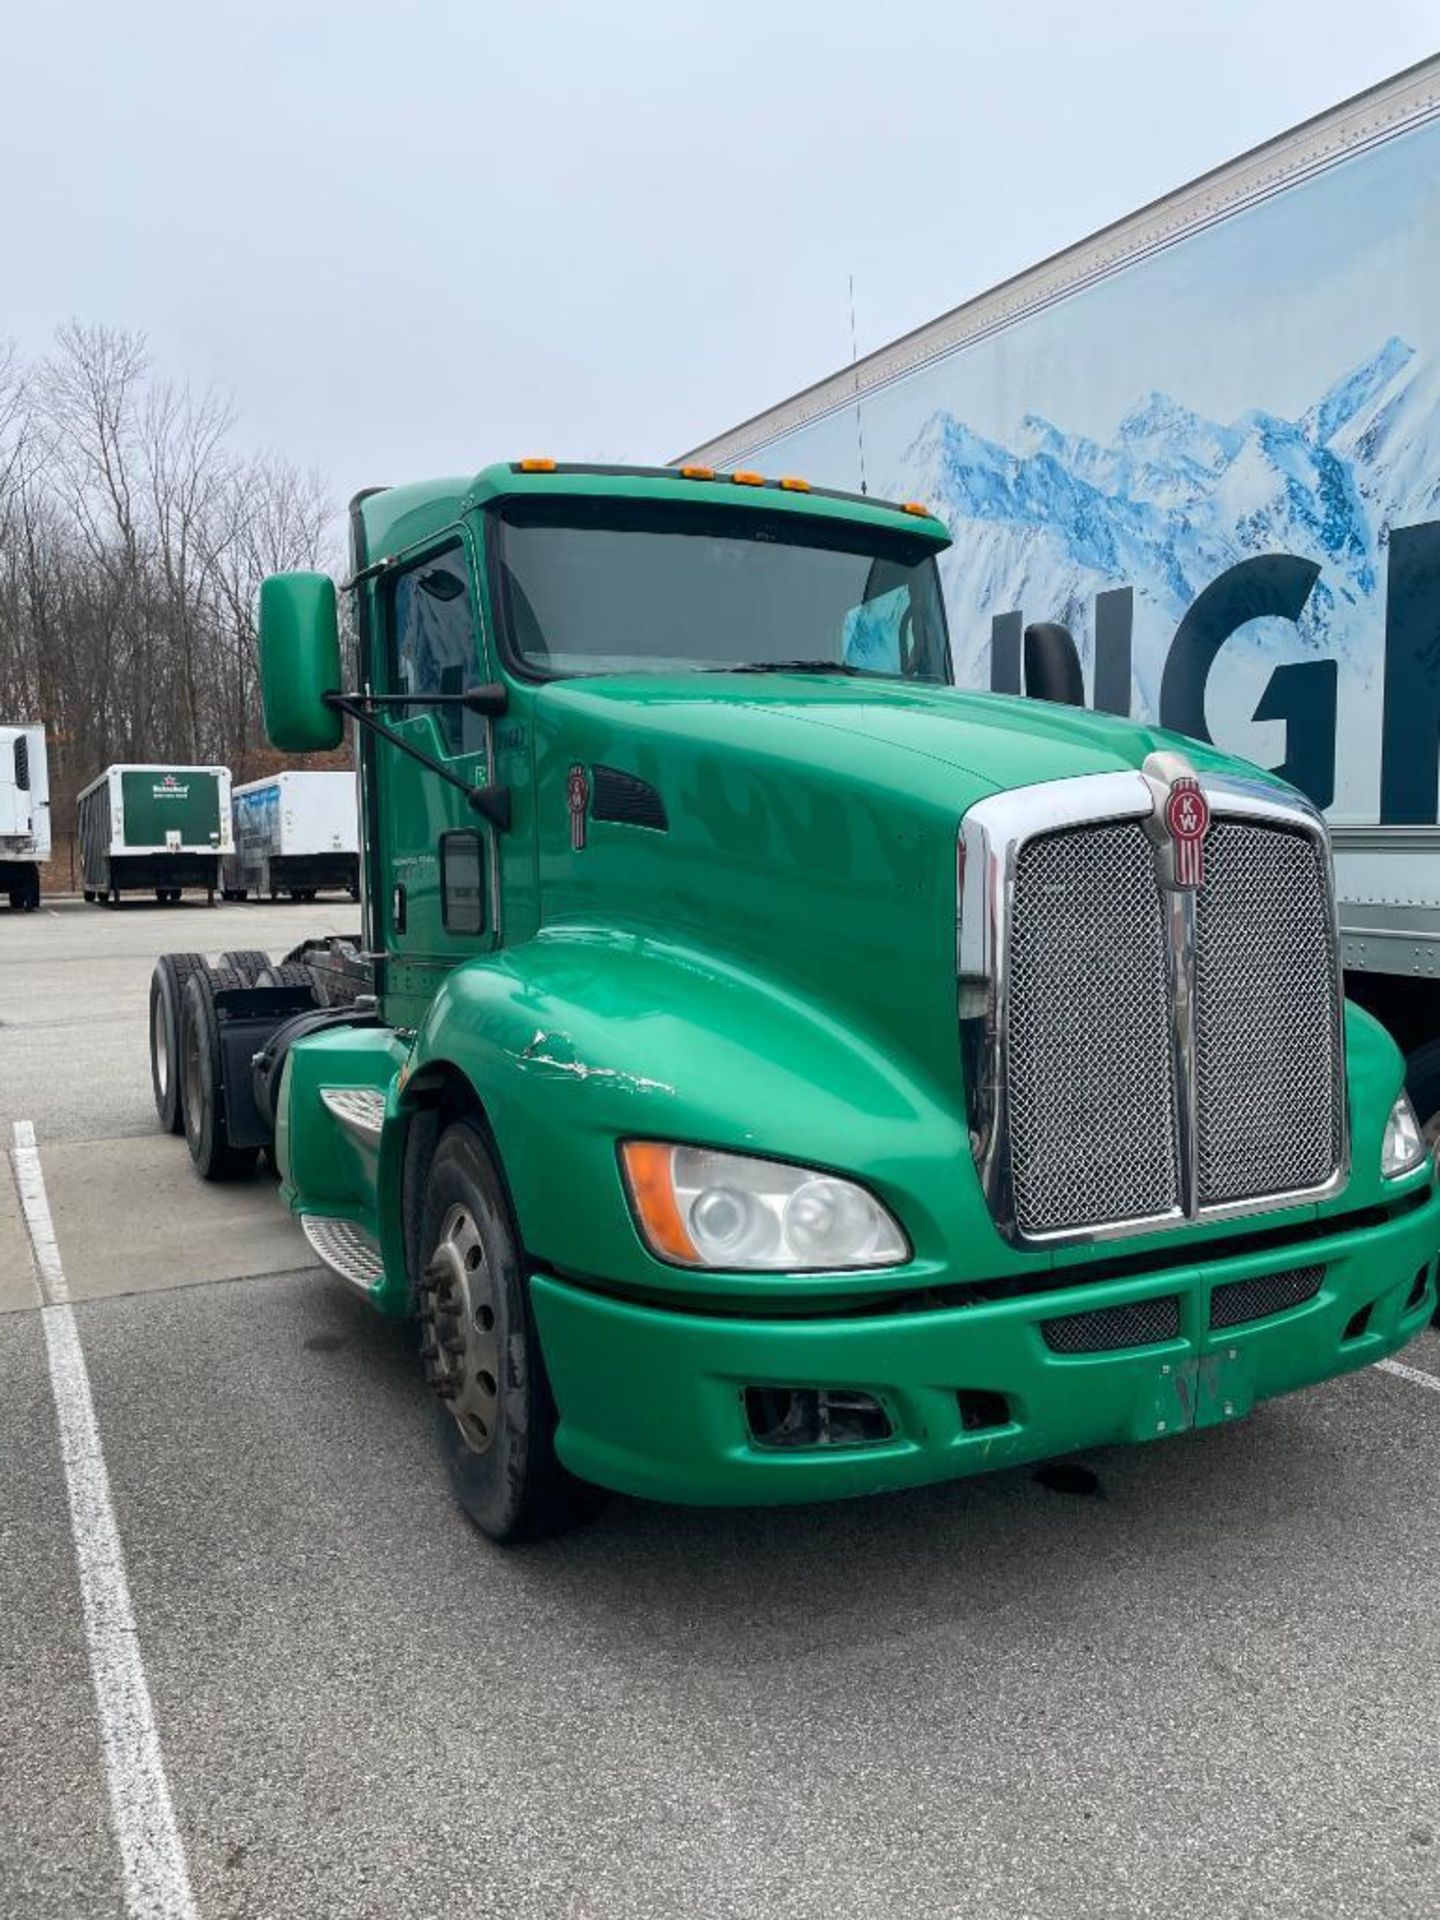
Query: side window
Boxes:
[{"xmin": 389, "ymin": 545, "xmax": 482, "ymax": 753}]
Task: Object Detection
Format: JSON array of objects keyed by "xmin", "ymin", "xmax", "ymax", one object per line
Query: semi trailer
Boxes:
[
  {"xmin": 223, "ymin": 770, "xmax": 359, "ymax": 902},
  {"xmin": 79, "ymin": 763, "xmax": 232, "ymax": 904},
  {"xmin": 681, "ymin": 55, "xmax": 1440, "ymax": 1144},
  {"xmin": 0, "ymin": 723, "xmax": 50, "ymax": 911},
  {"xmin": 148, "ymin": 459, "xmax": 1438, "ymax": 1543}
]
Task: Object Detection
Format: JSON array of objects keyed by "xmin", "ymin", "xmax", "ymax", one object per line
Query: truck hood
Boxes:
[
  {"xmin": 528, "ymin": 672, "xmax": 1280, "ymax": 1080},
  {"xmin": 538, "ymin": 671, "xmax": 1258, "ymax": 803}
]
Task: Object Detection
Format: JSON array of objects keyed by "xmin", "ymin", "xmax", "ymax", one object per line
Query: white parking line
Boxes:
[
  {"xmin": 9, "ymin": 1120, "xmax": 198, "ymax": 1920},
  {"xmin": 1376, "ymin": 1355, "xmax": 1440, "ymax": 1394}
]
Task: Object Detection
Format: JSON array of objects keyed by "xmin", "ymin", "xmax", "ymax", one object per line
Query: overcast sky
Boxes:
[{"xmin": 5, "ymin": 1, "xmax": 1435, "ymax": 498}]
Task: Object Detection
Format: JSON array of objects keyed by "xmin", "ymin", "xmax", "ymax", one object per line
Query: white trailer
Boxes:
[
  {"xmin": 682, "ymin": 54, "xmax": 1440, "ymax": 1134},
  {"xmin": 223, "ymin": 770, "xmax": 359, "ymax": 902},
  {"xmin": 0, "ymin": 723, "xmax": 50, "ymax": 911}
]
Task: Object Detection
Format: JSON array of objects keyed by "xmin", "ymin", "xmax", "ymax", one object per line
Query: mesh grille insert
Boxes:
[
  {"xmin": 1042, "ymin": 1295, "xmax": 1181, "ymax": 1354},
  {"xmin": 1007, "ymin": 822, "xmax": 1180, "ymax": 1235},
  {"xmin": 1209, "ymin": 1263, "xmax": 1324, "ymax": 1330},
  {"xmin": 1195, "ymin": 824, "xmax": 1338, "ymax": 1206}
]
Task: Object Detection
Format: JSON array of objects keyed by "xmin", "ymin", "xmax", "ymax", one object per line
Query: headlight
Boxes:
[
  {"xmin": 621, "ymin": 1142, "xmax": 909, "ymax": 1271},
  {"xmin": 1381, "ymin": 1093, "xmax": 1429, "ymax": 1179}
]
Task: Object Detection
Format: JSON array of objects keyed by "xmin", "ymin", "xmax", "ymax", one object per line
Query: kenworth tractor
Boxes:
[{"xmin": 147, "ymin": 461, "xmax": 1440, "ymax": 1542}]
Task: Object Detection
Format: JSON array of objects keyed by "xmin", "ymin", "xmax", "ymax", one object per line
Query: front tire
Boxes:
[{"xmin": 416, "ymin": 1121, "xmax": 594, "ymax": 1543}]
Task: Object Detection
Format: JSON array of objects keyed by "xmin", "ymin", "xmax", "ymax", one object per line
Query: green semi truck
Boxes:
[
  {"xmin": 79, "ymin": 762, "xmax": 233, "ymax": 904},
  {"xmin": 148, "ymin": 461, "xmax": 1439, "ymax": 1541}
]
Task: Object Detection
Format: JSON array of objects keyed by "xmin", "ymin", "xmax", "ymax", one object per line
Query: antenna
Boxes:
[{"xmin": 848, "ymin": 273, "xmax": 868, "ymax": 495}]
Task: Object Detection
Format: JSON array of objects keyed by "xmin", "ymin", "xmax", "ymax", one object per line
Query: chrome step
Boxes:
[
  {"xmin": 301, "ymin": 1214, "xmax": 385, "ymax": 1294},
  {"xmin": 319, "ymin": 1085, "xmax": 386, "ymax": 1142}
]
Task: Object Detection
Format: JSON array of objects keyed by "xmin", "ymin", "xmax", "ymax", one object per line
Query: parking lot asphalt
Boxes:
[{"xmin": 3, "ymin": 897, "xmax": 1440, "ymax": 1920}]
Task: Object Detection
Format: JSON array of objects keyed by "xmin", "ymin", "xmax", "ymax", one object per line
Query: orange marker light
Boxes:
[
  {"xmin": 620, "ymin": 1143, "xmax": 699, "ymax": 1264},
  {"xmin": 732, "ymin": 470, "xmax": 765, "ymax": 487},
  {"xmin": 518, "ymin": 457, "xmax": 557, "ymax": 472},
  {"xmin": 778, "ymin": 476, "xmax": 810, "ymax": 492},
  {"xmin": 901, "ymin": 501, "xmax": 932, "ymax": 517},
  {"xmin": 679, "ymin": 464, "xmax": 715, "ymax": 480}
]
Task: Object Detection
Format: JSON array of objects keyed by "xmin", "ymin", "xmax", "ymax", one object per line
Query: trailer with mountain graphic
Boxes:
[{"xmin": 683, "ymin": 55, "xmax": 1440, "ymax": 1138}]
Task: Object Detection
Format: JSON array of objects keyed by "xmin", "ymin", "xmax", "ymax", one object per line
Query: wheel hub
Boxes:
[{"xmin": 419, "ymin": 1204, "xmax": 500, "ymax": 1453}]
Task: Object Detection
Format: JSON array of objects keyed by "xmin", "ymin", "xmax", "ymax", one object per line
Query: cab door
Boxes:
[{"xmin": 373, "ymin": 529, "xmax": 501, "ymax": 1027}]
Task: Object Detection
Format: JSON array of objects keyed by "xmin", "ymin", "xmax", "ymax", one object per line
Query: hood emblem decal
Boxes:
[
  {"xmin": 567, "ymin": 765, "xmax": 589, "ymax": 851},
  {"xmin": 1143, "ymin": 750, "xmax": 1210, "ymax": 890}
]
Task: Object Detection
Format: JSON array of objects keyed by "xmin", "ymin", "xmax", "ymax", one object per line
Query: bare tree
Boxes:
[{"xmin": 0, "ymin": 321, "xmax": 337, "ymax": 839}]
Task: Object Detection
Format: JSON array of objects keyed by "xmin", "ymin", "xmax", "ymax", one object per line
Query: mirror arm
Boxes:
[
  {"xmin": 323, "ymin": 692, "xmax": 512, "ymax": 830},
  {"xmin": 341, "ymin": 683, "xmax": 508, "ymax": 717}
]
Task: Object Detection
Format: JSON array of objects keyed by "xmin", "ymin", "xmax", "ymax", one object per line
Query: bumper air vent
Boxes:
[
  {"xmin": 1208, "ymin": 1263, "xmax": 1324, "ymax": 1330},
  {"xmin": 743, "ymin": 1387, "xmax": 892, "ymax": 1449},
  {"xmin": 1041, "ymin": 1295, "xmax": 1181, "ymax": 1354}
]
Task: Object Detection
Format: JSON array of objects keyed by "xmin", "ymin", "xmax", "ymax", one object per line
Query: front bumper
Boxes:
[{"xmin": 530, "ymin": 1186, "xmax": 1440, "ymax": 1505}]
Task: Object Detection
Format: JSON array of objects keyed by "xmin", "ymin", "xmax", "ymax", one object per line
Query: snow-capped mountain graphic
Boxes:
[{"xmin": 890, "ymin": 337, "xmax": 1440, "ymax": 718}]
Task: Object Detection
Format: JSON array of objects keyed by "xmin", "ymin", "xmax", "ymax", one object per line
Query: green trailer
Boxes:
[
  {"xmin": 147, "ymin": 461, "xmax": 1439, "ymax": 1542},
  {"xmin": 79, "ymin": 763, "xmax": 232, "ymax": 904}
]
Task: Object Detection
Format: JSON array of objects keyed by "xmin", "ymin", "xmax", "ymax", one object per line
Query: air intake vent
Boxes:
[
  {"xmin": 13, "ymin": 737, "xmax": 29, "ymax": 791},
  {"xmin": 1042, "ymin": 1295, "xmax": 1181, "ymax": 1354},
  {"xmin": 590, "ymin": 765, "xmax": 667, "ymax": 832},
  {"xmin": 1208, "ymin": 1264, "xmax": 1324, "ymax": 1330}
]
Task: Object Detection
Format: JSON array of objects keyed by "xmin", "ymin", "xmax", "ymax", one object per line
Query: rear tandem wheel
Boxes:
[
  {"xmin": 149, "ymin": 952, "xmax": 210, "ymax": 1133},
  {"xmin": 179, "ymin": 966, "xmax": 259, "ymax": 1180},
  {"xmin": 216, "ymin": 949, "xmax": 273, "ymax": 986}
]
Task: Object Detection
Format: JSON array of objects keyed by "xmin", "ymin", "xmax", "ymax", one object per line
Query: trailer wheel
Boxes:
[
  {"xmin": 217, "ymin": 949, "xmax": 272, "ymax": 986},
  {"xmin": 180, "ymin": 967, "xmax": 258, "ymax": 1180},
  {"xmin": 416, "ymin": 1120, "xmax": 597, "ymax": 1543},
  {"xmin": 149, "ymin": 952, "xmax": 210, "ymax": 1133},
  {"xmin": 83, "ymin": 889, "xmax": 95, "ymax": 903}
]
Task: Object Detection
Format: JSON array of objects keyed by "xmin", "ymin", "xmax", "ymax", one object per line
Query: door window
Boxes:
[{"xmin": 389, "ymin": 546, "xmax": 483, "ymax": 752}]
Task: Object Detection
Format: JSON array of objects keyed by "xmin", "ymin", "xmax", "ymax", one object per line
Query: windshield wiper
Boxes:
[{"xmin": 706, "ymin": 658, "xmax": 868, "ymax": 676}]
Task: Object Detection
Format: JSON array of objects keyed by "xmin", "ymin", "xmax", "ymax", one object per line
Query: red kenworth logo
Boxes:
[{"xmin": 1165, "ymin": 776, "xmax": 1210, "ymax": 888}]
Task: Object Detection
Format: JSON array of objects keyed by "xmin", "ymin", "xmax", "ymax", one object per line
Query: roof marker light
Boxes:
[
  {"xmin": 679, "ymin": 464, "xmax": 715, "ymax": 480},
  {"xmin": 518, "ymin": 457, "xmax": 557, "ymax": 472},
  {"xmin": 778, "ymin": 476, "xmax": 810, "ymax": 492},
  {"xmin": 733, "ymin": 471, "xmax": 765, "ymax": 487},
  {"xmin": 901, "ymin": 501, "xmax": 932, "ymax": 517}
]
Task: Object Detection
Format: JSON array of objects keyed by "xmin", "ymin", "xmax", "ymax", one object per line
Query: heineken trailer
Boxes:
[
  {"xmin": 79, "ymin": 763, "xmax": 232, "ymax": 904},
  {"xmin": 148, "ymin": 461, "xmax": 1438, "ymax": 1543}
]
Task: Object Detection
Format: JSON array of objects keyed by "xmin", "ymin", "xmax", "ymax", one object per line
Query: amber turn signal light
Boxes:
[{"xmin": 620, "ymin": 1142, "xmax": 699, "ymax": 1263}]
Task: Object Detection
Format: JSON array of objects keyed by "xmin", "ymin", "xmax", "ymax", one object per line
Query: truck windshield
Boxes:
[{"xmin": 491, "ymin": 499, "xmax": 951, "ymax": 682}]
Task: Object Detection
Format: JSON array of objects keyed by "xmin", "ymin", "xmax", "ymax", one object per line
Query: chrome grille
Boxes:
[
  {"xmin": 1195, "ymin": 824, "xmax": 1339, "ymax": 1205},
  {"xmin": 1007, "ymin": 823, "xmax": 1180, "ymax": 1235}
]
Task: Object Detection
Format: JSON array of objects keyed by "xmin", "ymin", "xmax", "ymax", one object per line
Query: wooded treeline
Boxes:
[{"xmin": 0, "ymin": 323, "xmax": 336, "ymax": 826}]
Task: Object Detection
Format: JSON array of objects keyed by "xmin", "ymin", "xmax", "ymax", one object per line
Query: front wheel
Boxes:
[{"xmin": 416, "ymin": 1121, "xmax": 596, "ymax": 1543}]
